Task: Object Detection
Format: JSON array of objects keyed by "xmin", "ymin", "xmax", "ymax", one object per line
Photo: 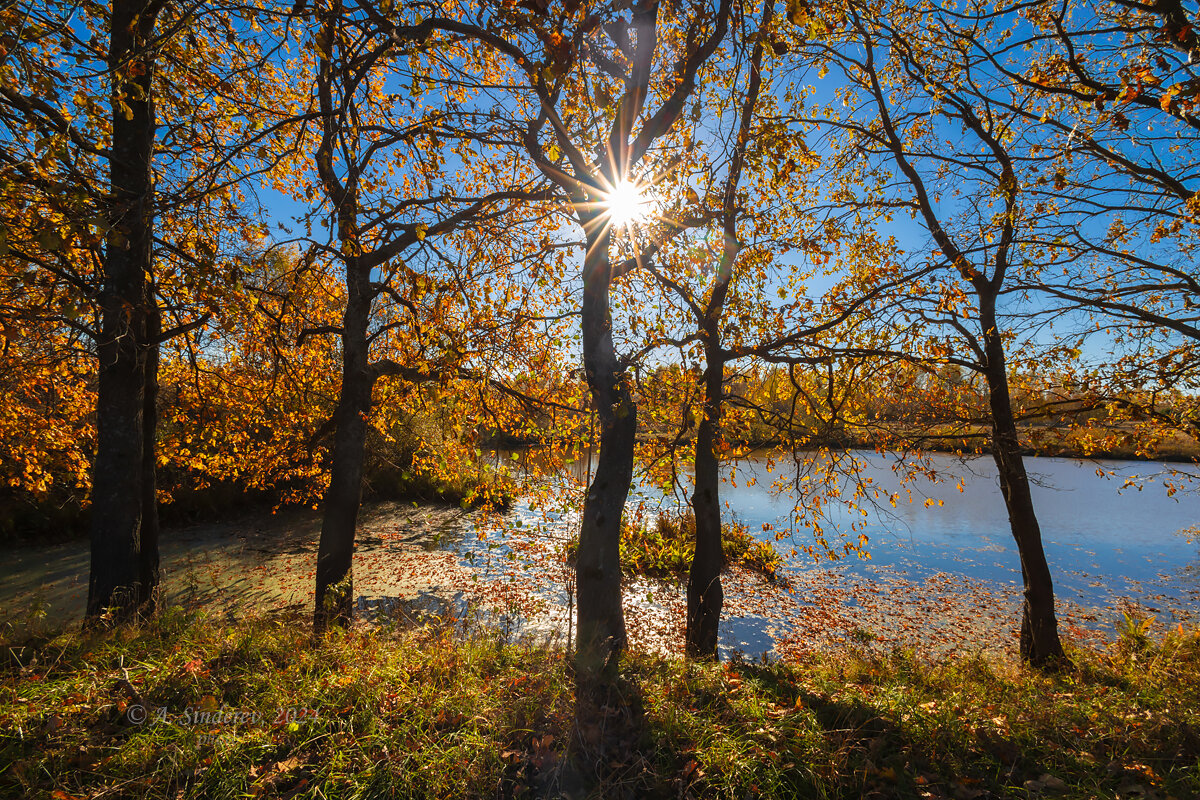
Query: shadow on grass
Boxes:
[{"xmin": 1, "ymin": 613, "xmax": 1198, "ymax": 799}]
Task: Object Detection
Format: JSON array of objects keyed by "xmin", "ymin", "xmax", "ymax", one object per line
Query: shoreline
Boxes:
[
  {"xmin": 490, "ymin": 431, "xmax": 1200, "ymax": 464},
  {"xmin": 7, "ymin": 440, "xmax": 1195, "ymax": 548}
]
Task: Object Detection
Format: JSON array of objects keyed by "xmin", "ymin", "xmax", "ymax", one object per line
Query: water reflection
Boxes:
[{"xmin": 2, "ymin": 452, "xmax": 1196, "ymax": 661}]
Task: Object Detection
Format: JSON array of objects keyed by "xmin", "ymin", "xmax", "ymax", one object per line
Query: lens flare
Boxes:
[{"xmin": 604, "ymin": 179, "xmax": 654, "ymax": 227}]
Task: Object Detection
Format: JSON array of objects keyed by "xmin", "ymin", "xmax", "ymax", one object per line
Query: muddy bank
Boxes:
[{"xmin": 0, "ymin": 501, "xmax": 480, "ymax": 626}]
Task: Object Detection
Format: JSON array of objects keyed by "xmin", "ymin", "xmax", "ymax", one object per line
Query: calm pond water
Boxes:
[
  {"xmin": 480, "ymin": 450, "xmax": 1200, "ymax": 657},
  {"xmin": 713, "ymin": 452, "xmax": 1200, "ymax": 616},
  {"xmin": 2, "ymin": 451, "xmax": 1197, "ymax": 659}
]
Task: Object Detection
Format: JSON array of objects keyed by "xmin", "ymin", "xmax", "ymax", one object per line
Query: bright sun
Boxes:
[{"xmin": 604, "ymin": 179, "xmax": 654, "ymax": 227}]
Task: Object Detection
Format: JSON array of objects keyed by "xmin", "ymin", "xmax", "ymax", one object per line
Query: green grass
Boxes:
[
  {"xmin": 566, "ymin": 509, "xmax": 783, "ymax": 582},
  {"xmin": 367, "ymin": 460, "xmax": 516, "ymax": 510},
  {"xmin": 2, "ymin": 610, "xmax": 1198, "ymax": 798}
]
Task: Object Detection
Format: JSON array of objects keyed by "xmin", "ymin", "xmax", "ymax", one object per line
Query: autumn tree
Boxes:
[
  {"xmin": 625, "ymin": 0, "xmax": 784, "ymax": 659},
  {"xmin": 288, "ymin": 0, "xmax": 559, "ymax": 628},
  {"xmin": 666, "ymin": 1, "xmax": 775, "ymax": 659},
  {"xmin": 0, "ymin": 0, "xmax": 297, "ymax": 620},
  {"xmin": 633, "ymin": 0, "xmax": 948, "ymax": 658},
  {"xmin": 0, "ymin": 198, "xmax": 95, "ymax": 535},
  {"xmin": 502, "ymin": 0, "xmax": 733, "ymax": 679},
  {"xmin": 357, "ymin": 0, "xmax": 734, "ymax": 678},
  {"xmin": 153, "ymin": 246, "xmax": 342, "ymax": 511},
  {"xmin": 0, "ymin": 0, "xmax": 179, "ymax": 619},
  {"xmin": 784, "ymin": 0, "xmax": 1077, "ymax": 666}
]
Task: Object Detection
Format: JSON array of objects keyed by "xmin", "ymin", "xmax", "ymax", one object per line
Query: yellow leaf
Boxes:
[
  {"xmin": 1161, "ymin": 85, "xmax": 1180, "ymax": 112},
  {"xmin": 787, "ymin": 0, "xmax": 805, "ymax": 25}
]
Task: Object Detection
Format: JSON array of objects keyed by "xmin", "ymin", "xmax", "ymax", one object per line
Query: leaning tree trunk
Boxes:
[
  {"xmin": 87, "ymin": 0, "xmax": 160, "ymax": 624},
  {"xmin": 687, "ymin": 341, "xmax": 725, "ymax": 659},
  {"xmin": 980, "ymin": 298, "xmax": 1066, "ymax": 668},
  {"xmin": 314, "ymin": 258, "xmax": 373, "ymax": 631},
  {"xmin": 574, "ymin": 225, "xmax": 634, "ymax": 681}
]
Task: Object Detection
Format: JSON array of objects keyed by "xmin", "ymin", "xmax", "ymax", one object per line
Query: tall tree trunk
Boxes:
[
  {"xmin": 687, "ymin": 342, "xmax": 724, "ymax": 659},
  {"xmin": 87, "ymin": 0, "xmax": 160, "ymax": 624},
  {"xmin": 980, "ymin": 297, "xmax": 1066, "ymax": 668},
  {"xmin": 575, "ymin": 225, "xmax": 633, "ymax": 681},
  {"xmin": 139, "ymin": 306, "xmax": 161, "ymax": 609},
  {"xmin": 314, "ymin": 259, "xmax": 373, "ymax": 631},
  {"xmin": 88, "ymin": 307, "xmax": 145, "ymax": 621}
]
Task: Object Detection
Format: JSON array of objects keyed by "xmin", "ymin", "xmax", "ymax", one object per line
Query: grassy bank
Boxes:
[
  {"xmin": 1, "ymin": 611, "xmax": 1198, "ymax": 799},
  {"xmin": 565, "ymin": 509, "xmax": 783, "ymax": 582}
]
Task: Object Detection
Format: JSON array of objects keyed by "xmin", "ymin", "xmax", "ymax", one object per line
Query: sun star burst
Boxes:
[{"xmin": 604, "ymin": 179, "xmax": 654, "ymax": 228}]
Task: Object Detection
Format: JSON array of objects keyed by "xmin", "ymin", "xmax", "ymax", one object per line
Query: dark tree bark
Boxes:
[
  {"xmin": 313, "ymin": 256, "xmax": 373, "ymax": 631},
  {"xmin": 138, "ymin": 306, "xmax": 161, "ymax": 609},
  {"xmin": 87, "ymin": 0, "xmax": 161, "ymax": 623},
  {"xmin": 980, "ymin": 295, "xmax": 1066, "ymax": 668},
  {"xmin": 575, "ymin": 223, "xmax": 633, "ymax": 679},
  {"xmin": 686, "ymin": 340, "xmax": 725, "ymax": 659},
  {"xmin": 310, "ymin": 4, "xmax": 372, "ymax": 631}
]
